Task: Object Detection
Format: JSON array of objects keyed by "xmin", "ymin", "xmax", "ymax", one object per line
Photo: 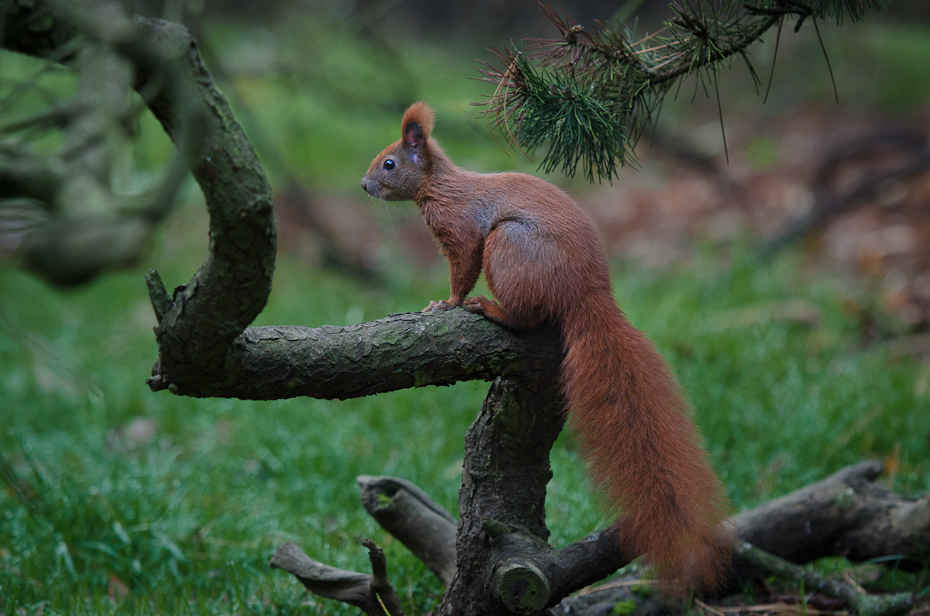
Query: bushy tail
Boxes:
[{"xmin": 560, "ymin": 296, "xmax": 731, "ymax": 592}]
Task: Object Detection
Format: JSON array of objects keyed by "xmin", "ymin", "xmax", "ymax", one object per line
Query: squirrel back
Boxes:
[{"xmin": 362, "ymin": 102, "xmax": 731, "ymax": 592}]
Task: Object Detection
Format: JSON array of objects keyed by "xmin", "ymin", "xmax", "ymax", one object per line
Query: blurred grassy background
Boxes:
[{"xmin": 1, "ymin": 1, "xmax": 929, "ymax": 614}]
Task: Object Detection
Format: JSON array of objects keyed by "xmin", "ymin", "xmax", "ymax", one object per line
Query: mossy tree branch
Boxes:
[{"xmin": 145, "ymin": 309, "xmax": 562, "ymax": 400}]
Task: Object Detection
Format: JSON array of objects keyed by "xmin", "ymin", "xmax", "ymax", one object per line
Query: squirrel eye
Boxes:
[{"xmin": 383, "ymin": 159, "xmax": 396, "ymax": 171}]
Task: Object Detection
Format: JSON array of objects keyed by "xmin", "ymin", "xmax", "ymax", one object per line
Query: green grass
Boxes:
[{"xmin": 2, "ymin": 221, "xmax": 928, "ymax": 614}]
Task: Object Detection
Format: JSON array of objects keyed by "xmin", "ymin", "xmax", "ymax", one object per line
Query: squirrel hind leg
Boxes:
[{"xmin": 480, "ymin": 222, "xmax": 568, "ymax": 328}]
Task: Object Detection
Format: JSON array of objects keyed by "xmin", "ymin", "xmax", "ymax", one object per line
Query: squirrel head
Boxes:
[{"xmin": 361, "ymin": 102, "xmax": 437, "ymax": 202}]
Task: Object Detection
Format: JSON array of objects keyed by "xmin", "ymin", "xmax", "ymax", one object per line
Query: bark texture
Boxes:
[
  {"xmin": 441, "ymin": 374, "xmax": 566, "ymax": 615},
  {"xmin": 150, "ymin": 310, "xmax": 562, "ymax": 400},
  {"xmin": 132, "ymin": 17, "xmax": 277, "ymax": 386}
]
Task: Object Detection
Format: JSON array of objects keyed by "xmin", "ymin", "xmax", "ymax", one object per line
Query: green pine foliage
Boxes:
[{"xmin": 478, "ymin": 0, "xmax": 886, "ymax": 182}]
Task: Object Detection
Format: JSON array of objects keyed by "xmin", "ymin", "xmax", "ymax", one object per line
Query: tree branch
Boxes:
[
  {"xmin": 555, "ymin": 460, "xmax": 930, "ymax": 592},
  {"xmin": 732, "ymin": 460, "xmax": 930, "ymax": 568},
  {"xmin": 127, "ymin": 17, "xmax": 276, "ymax": 380},
  {"xmin": 269, "ymin": 540, "xmax": 406, "ymax": 616},
  {"xmin": 358, "ymin": 475, "xmax": 458, "ymax": 587},
  {"xmin": 145, "ymin": 309, "xmax": 562, "ymax": 399}
]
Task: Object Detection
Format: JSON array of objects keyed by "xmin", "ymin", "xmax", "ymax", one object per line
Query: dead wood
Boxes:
[
  {"xmin": 731, "ymin": 460, "xmax": 930, "ymax": 568},
  {"xmin": 269, "ymin": 539, "xmax": 404, "ymax": 616},
  {"xmin": 358, "ymin": 475, "xmax": 458, "ymax": 587},
  {"xmin": 280, "ymin": 460, "xmax": 928, "ymax": 615}
]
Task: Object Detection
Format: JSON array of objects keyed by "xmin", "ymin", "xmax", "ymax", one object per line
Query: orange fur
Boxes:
[{"xmin": 361, "ymin": 102, "xmax": 731, "ymax": 592}]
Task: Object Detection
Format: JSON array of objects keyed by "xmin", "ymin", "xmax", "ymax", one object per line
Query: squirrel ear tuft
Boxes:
[{"xmin": 402, "ymin": 101, "xmax": 434, "ymax": 148}]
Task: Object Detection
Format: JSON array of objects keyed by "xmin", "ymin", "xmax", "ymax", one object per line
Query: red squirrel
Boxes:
[{"xmin": 361, "ymin": 102, "xmax": 730, "ymax": 591}]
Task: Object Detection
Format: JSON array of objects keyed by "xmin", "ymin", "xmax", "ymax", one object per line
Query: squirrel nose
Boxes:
[{"xmin": 360, "ymin": 177, "xmax": 369, "ymax": 192}]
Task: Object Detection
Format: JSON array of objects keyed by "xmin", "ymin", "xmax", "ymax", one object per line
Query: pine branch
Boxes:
[{"xmin": 476, "ymin": 0, "xmax": 886, "ymax": 183}]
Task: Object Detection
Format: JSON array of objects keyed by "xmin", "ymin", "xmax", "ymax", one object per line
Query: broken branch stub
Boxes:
[
  {"xmin": 358, "ymin": 475, "xmax": 457, "ymax": 587},
  {"xmin": 269, "ymin": 540, "xmax": 405, "ymax": 616}
]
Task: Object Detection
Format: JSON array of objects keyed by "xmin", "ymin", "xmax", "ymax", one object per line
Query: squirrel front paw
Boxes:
[{"xmin": 422, "ymin": 300, "xmax": 457, "ymax": 312}]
